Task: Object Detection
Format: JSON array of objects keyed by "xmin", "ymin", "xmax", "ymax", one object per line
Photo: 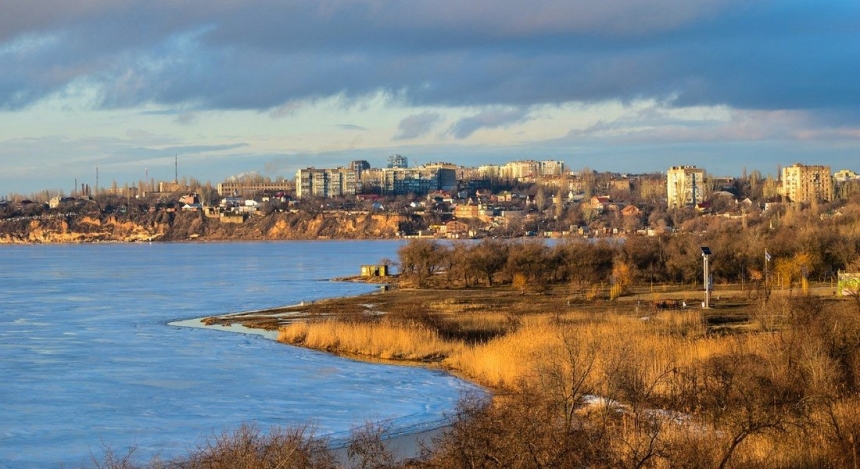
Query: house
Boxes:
[
  {"xmin": 49, "ymin": 196, "xmax": 76, "ymax": 209},
  {"xmin": 426, "ymin": 190, "xmax": 454, "ymax": 204},
  {"xmin": 454, "ymin": 204, "xmax": 480, "ymax": 219},
  {"xmin": 360, "ymin": 264, "xmax": 390, "ymax": 277},
  {"xmin": 444, "ymin": 220, "xmax": 470, "ymax": 238},
  {"xmin": 179, "ymin": 193, "xmax": 200, "ymax": 205},
  {"xmin": 621, "ymin": 205, "xmax": 641, "ymax": 217},
  {"xmin": 610, "ymin": 179, "xmax": 632, "ymax": 192},
  {"xmin": 220, "ymin": 196, "xmax": 243, "ymax": 208},
  {"xmin": 590, "ymin": 196, "xmax": 611, "ymax": 210}
]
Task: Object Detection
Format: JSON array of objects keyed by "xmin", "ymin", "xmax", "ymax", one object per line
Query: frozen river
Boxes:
[{"xmin": 0, "ymin": 241, "xmax": 479, "ymax": 468}]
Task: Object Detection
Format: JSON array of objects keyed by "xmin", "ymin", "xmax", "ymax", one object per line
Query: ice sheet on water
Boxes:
[{"xmin": 0, "ymin": 242, "xmax": 482, "ymax": 468}]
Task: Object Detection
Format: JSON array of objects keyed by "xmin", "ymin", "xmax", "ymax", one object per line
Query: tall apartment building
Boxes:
[
  {"xmin": 295, "ymin": 168, "xmax": 356, "ymax": 198},
  {"xmin": 497, "ymin": 160, "xmax": 566, "ymax": 180},
  {"xmin": 781, "ymin": 163, "xmax": 833, "ymax": 203},
  {"xmin": 387, "ymin": 154, "xmax": 409, "ymax": 169},
  {"xmin": 667, "ymin": 165, "xmax": 706, "ymax": 208},
  {"xmin": 381, "ymin": 165, "xmax": 457, "ymax": 195},
  {"xmin": 539, "ymin": 160, "xmax": 566, "ymax": 176},
  {"xmin": 501, "ymin": 160, "xmax": 541, "ymax": 180},
  {"xmin": 477, "ymin": 165, "xmax": 501, "ymax": 178},
  {"xmin": 349, "ymin": 160, "xmax": 371, "ymax": 178}
]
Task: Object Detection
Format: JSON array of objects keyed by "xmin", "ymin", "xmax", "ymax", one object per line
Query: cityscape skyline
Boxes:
[
  {"xmin": 1, "ymin": 1, "xmax": 858, "ymax": 195},
  {"xmin": 1, "ymin": 150, "xmax": 858, "ymax": 199}
]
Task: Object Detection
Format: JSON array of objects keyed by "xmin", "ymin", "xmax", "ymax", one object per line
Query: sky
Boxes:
[{"xmin": 1, "ymin": 0, "xmax": 858, "ymax": 196}]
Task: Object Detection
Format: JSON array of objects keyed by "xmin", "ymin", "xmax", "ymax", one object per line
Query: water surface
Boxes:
[{"xmin": 0, "ymin": 241, "xmax": 478, "ymax": 468}]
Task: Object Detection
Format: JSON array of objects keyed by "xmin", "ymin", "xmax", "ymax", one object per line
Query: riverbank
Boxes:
[
  {"xmin": 188, "ymin": 274, "xmax": 860, "ymax": 467},
  {"xmin": 170, "ymin": 280, "xmax": 475, "ymax": 463}
]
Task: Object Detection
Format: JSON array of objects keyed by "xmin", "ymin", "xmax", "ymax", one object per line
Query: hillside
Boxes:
[{"xmin": 0, "ymin": 210, "xmax": 411, "ymax": 244}]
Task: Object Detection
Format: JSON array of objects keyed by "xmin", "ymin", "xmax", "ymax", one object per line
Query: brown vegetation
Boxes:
[
  {"xmin": 272, "ymin": 290, "xmax": 860, "ymax": 468},
  {"xmin": 271, "ymin": 231, "xmax": 860, "ymax": 468}
]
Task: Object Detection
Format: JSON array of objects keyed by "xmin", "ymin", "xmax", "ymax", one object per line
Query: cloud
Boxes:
[
  {"xmin": 448, "ymin": 108, "xmax": 532, "ymax": 139},
  {"xmin": 393, "ymin": 112, "xmax": 442, "ymax": 140},
  {"xmin": 0, "ymin": 0, "xmax": 856, "ymax": 122},
  {"xmin": 336, "ymin": 124, "xmax": 367, "ymax": 131}
]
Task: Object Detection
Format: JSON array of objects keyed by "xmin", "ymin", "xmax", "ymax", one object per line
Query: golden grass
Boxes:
[
  {"xmin": 279, "ymin": 307, "xmax": 749, "ymax": 396},
  {"xmin": 278, "ymin": 319, "xmax": 462, "ymax": 361}
]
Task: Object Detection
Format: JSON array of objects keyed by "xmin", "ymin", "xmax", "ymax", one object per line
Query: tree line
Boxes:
[{"xmin": 398, "ymin": 201, "xmax": 860, "ymax": 293}]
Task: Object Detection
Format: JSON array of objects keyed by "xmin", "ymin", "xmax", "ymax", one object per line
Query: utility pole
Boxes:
[
  {"xmin": 701, "ymin": 247, "xmax": 712, "ymax": 308},
  {"xmin": 765, "ymin": 249, "xmax": 771, "ymax": 302}
]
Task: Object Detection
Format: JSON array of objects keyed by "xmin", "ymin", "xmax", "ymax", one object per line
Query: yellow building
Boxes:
[
  {"xmin": 780, "ymin": 163, "xmax": 833, "ymax": 203},
  {"xmin": 666, "ymin": 166, "xmax": 706, "ymax": 208}
]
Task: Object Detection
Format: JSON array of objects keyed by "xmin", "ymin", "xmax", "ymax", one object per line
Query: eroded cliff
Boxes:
[{"xmin": 0, "ymin": 211, "xmax": 411, "ymax": 244}]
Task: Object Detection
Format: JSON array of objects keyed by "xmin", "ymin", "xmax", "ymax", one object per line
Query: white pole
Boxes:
[{"xmin": 703, "ymin": 254, "xmax": 710, "ymax": 309}]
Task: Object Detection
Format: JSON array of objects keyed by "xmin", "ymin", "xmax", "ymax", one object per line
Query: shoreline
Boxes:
[{"xmin": 168, "ymin": 280, "xmax": 480, "ymax": 462}]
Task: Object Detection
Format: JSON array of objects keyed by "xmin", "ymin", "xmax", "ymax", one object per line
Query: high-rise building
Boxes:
[
  {"xmin": 381, "ymin": 165, "xmax": 457, "ymax": 195},
  {"xmin": 349, "ymin": 160, "xmax": 371, "ymax": 178},
  {"xmin": 539, "ymin": 160, "xmax": 566, "ymax": 176},
  {"xmin": 295, "ymin": 168, "xmax": 356, "ymax": 198},
  {"xmin": 781, "ymin": 163, "xmax": 833, "ymax": 203},
  {"xmin": 501, "ymin": 160, "xmax": 541, "ymax": 180},
  {"xmin": 667, "ymin": 165, "xmax": 706, "ymax": 208},
  {"xmin": 387, "ymin": 154, "xmax": 409, "ymax": 169}
]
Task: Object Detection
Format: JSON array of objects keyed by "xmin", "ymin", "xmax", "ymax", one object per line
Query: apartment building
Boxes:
[
  {"xmin": 667, "ymin": 165, "xmax": 706, "ymax": 208},
  {"xmin": 295, "ymin": 167, "xmax": 356, "ymax": 198},
  {"xmin": 216, "ymin": 181, "xmax": 294, "ymax": 197},
  {"xmin": 781, "ymin": 163, "xmax": 833, "ymax": 203},
  {"xmin": 381, "ymin": 165, "xmax": 457, "ymax": 195}
]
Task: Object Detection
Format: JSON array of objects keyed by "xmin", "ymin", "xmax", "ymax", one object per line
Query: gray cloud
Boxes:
[
  {"xmin": 0, "ymin": 0, "xmax": 856, "ymax": 120},
  {"xmin": 394, "ymin": 112, "xmax": 443, "ymax": 140},
  {"xmin": 336, "ymin": 124, "xmax": 368, "ymax": 131},
  {"xmin": 449, "ymin": 108, "xmax": 532, "ymax": 139}
]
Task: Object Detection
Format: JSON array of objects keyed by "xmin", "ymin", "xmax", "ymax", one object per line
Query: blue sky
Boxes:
[{"xmin": 1, "ymin": 0, "xmax": 858, "ymax": 196}]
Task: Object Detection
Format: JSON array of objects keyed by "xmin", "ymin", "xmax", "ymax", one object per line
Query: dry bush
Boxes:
[
  {"xmin": 346, "ymin": 422, "xmax": 397, "ymax": 469},
  {"xmin": 88, "ymin": 443, "xmax": 144, "ymax": 469},
  {"xmin": 176, "ymin": 423, "xmax": 335, "ymax": 469},
  {"xmin": 417, "ymin": 392, "xmax": 615, "ymax": 469}
]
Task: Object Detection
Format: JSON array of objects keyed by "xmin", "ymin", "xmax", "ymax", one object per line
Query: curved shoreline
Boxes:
[{"xmin": 168, "ymin": 291, "xmax": 484, "ymax": 462}]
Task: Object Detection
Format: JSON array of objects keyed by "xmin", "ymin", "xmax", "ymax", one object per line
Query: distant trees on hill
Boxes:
[{"xmin": 396, "ymin": 204, "xmax": 860, "ymax": 292}]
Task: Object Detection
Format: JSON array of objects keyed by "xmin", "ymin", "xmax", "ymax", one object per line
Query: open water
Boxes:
[{"xmin": 0, "ymin": 241, "xmax": 479, "ymax": 468}]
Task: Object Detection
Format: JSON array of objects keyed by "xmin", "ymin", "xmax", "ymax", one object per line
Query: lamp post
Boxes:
[{"xmin": 701, "ymin": 247, "xmax": 712, "ymax": 308}]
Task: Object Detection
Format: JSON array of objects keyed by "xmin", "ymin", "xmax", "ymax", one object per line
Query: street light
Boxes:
[{"xmin": 701, "ymin": 247, "xmax": 712, "ymax": 308}]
